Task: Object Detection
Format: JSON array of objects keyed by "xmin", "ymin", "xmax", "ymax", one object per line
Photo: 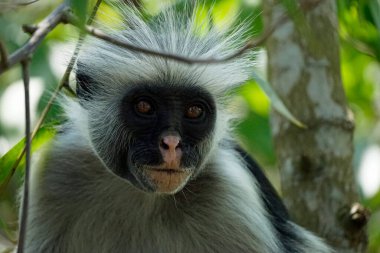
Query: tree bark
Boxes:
[{"xmin": 264, "ymin": 0, "xmax": 368, "ymax": 252}]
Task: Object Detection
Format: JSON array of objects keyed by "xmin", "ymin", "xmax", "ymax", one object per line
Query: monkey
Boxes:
[{"xmin": 23, "ymin": 2, "xmax": 333, "ymax": 253}]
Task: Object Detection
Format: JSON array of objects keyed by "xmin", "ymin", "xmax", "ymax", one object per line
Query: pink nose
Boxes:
[
  {"xmin": 160, "ymin": 136, "xmax": 181, "ymax": 151},
  {"xmin": 159, "ymin": 135, "xmax": 182, "ymax": 168}
]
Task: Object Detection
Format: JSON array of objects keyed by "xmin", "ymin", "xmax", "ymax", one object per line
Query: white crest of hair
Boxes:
[{"xmin": 77, "ymin": 1, "xmax": 254, "ymax": 95}]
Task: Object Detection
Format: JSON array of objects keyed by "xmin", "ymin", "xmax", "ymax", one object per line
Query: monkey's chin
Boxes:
[{"xmin": 142, "ymin": 167, "xmax": 192, "ymax": 194}]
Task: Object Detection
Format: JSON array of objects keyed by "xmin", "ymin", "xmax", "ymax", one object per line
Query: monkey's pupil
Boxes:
[
  {"xmin": 186, "ymin": 106, "xmax": 203, "ymax": 119},
  {"xmin": 136, "ymin": 101, "xmax": 152, "ymax": 114}
]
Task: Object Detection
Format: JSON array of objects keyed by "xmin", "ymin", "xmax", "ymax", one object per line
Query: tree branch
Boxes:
[
  {"xmin": 17, "ymin": 59, "xmax": 31, "ymax": 253},
  {"xmin": 0, "ymin": 3, "xmax": 69, "ymax": 75}
]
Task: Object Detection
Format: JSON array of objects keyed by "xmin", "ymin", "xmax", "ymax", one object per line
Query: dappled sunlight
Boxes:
[
  {"xmin": 0, "ymin": 78, "xmax": 44, "ymax": 151},
  {"xmin": 359, "ymin": 145, "xmax": 380, "ymax": 197}
]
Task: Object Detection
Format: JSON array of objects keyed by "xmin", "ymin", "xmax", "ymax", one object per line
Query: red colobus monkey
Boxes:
[{"xmin": 24, "ymin": 2, "xmax": 332, "ymax": 253}]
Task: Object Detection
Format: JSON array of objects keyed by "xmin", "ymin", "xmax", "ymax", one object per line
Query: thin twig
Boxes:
[
  {"xmin": 60, "ymin": 0, "xmax": 104, "ymax": 92},
  {"xmin": 0, "ymin": 41, "xmax": 8, "ymax": 68},
  {"xmin": 17, "ymin": 59, "xmax": 31, "ymax": 253},
  {"xmin": 0, "ymin": 3, "xmax": 69, "ymax": 75}
]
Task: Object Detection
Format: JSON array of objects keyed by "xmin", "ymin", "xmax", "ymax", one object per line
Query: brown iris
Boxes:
[
  {"xmin": 185, "ymin": 105, "xmax": 203, "ymax": 119},
  {"xmin": 135, "ymin": 100, "xmax": 153, "ymax": 114}
]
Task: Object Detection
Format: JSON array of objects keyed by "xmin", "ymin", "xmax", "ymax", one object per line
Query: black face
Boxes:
[{"xmin": 87, "ymin": 84, "xmax": 216, "ymax": 194}]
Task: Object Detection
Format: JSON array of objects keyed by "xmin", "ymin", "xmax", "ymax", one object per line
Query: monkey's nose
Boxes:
[
  {"xmin": 160, "ymin": 136, "xmax": 181, "ymax": 151},
  {"xmin": 159, "ymin": 135, "xmax": 182, "ymax": 168}
]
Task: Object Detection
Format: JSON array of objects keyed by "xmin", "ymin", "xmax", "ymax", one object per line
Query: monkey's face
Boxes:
[{"xmin": 87, "ymin": 84, "xmax": 217, "ymax": 194}]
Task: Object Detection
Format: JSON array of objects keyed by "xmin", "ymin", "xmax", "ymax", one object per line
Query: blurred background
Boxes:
[{"xmin": 0, "ymin": 0, "xmax": 379, "ymax": 252}]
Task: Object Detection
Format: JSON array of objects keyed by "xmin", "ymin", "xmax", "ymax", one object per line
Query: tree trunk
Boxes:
[{"xmin": 263, "ymin": 0, "xmax": 368, "ymax": 252}]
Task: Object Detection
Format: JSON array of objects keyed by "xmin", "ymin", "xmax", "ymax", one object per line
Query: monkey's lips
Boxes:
[{"xmin": 142, "ymin": 166, "xmax": 192, "ymax": 194}]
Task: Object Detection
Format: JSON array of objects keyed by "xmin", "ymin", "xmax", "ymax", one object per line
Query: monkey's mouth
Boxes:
[{"xmin": 141, "ymin": 166, "xmax": 192, "ymax": 194}]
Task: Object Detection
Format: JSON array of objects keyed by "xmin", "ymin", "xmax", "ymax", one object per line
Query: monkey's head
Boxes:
[
  {"xmin": 77, "ymin": 76, "xmax": 217, "ymax": 194},
  {"xmin": 74, "ymin": 5, "xmax": 253, "ymax": 194}
]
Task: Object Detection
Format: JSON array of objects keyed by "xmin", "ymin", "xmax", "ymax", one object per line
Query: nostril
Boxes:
[{"xmin": 160, "ymin": 139, "xmax": 170, "ymax": 150}]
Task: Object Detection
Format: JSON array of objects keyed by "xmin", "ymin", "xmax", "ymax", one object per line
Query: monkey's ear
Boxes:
[{"xmin": 76, "ymin": 71, "xmax": 95, "ymax": 101}]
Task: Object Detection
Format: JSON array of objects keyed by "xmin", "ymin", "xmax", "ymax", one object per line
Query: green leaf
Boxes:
[
  {"xmin": 369, "ymin": 0, "xmax": 380, "ymax": 31},
  {"xmin": 0, "ymin": 218, "xmax": 16, "ymax": 243},
  {"xmin": 365, "ymin": 189, "xmax": 380, "ymax": 212},
  {"xmin": 236, "ymin": 110, "xmax": 276, "ymax": 166},
  {"xmin": 0, "ymin": 127, "xmax": 56, "ymax": 185},
  {"xmin": 251, "ymin": 71, "xmax": 307, "ymax": 128},
  {"xmin": 69, "ymin": 0, "xmax": 89, "ymax": 26}
]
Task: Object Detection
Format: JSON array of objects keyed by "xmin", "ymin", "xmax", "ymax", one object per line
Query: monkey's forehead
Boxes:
[
  {"xmin": 75, "ymin": 4, "xmax": 255, "ymax": 96},
  {"xmin": 120, "ymin": 83, "xmax": 216, "ymax": 102}
]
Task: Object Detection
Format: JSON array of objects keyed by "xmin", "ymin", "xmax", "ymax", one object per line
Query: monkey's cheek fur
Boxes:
[{"xmin": 143, "ymin": 169, "xmax": 192, "ymax": 194}]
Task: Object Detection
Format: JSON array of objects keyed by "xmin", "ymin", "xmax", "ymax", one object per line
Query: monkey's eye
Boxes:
[
  {"xmin": 185, "ymin": 105, "xmax": 204, "ymax": 119},
  {"xmin": 135, "ymin": 100, "xmax": 154, "ymax": 115}
]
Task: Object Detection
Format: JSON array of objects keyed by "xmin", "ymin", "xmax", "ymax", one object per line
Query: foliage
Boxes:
[
  {"xmin": 0, "ymin": 127, "xmax": 55, "ymax": 190},
  {"xmin": 0, "ymin": 0, "xmax": 379, "ymax": 252}
]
